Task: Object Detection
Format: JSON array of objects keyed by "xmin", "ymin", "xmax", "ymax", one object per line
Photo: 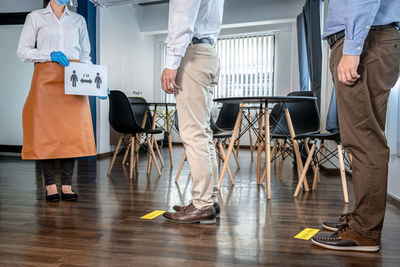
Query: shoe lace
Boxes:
[
  {"xmin": 339, "ymin": 213, "xmax": 351, "ymax": 223},
  {"xmin": 337, "ymin": 223, "xmax": 350, "ymax": 235}
]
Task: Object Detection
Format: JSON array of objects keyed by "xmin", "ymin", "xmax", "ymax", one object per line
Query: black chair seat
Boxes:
[
  {"xmin": 270, "ymin": 134, "xmax": 289, "ymax": 139},
  {"xmin": 147, "ymin": 128, "xmax": 164, "ymax": 134},
  {"xmin": 213, "ymin": 130, "xmax": 233, "ymax": 139},
  {"xmin": 295, "ymin": 131, "xmax": 340, "ymax": 142}
]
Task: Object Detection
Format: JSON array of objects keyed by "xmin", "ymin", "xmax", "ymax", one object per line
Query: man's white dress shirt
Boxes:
[
  {"xmin": 17, "ymin": 4, "xmax": 91, "ymax": 63},
  {"xmin": 165, "ymin": 0, "xmax": 224, "ymax": 70}
]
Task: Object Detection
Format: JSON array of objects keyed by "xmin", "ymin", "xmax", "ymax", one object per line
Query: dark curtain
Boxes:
[
  {"xmin": 326, "ymin": 85, "xmax": 339, "ymax": 132},
  {"xmin": 303, "ymin": 0, "xmax": 322, "ymax": 108},
  {"xmin": 296, "ymin": 13, "xmax": 310, "ymax": 91}
]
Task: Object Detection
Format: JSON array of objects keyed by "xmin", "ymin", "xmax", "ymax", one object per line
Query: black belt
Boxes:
[
  {"xmin": 192, "ymin": 37, "xmax": 213, "ymax": 45},
  {"xmin": 327, "ymin": 22, "xmax": 399, "ymax": 48}
]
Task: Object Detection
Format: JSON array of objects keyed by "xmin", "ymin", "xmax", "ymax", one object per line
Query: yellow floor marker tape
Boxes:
[
  {"xmin": 294, "ymin": 228, "xmax": 320, "ymax": 240},
  {"xmin": 141, "ymin": 210, "xmax": 166, "ymax": 220}
]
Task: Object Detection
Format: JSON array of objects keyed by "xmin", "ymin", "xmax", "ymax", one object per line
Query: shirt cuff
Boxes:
[
  {"xmin": 165, "ymin": 55, "xmax": 182, "ymax": 70},
  {"xmin": 343, "ymin": 39, "xmax": 365, "ymax": 56}
]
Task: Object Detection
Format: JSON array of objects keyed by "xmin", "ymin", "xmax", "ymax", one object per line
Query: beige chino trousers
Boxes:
[{"xmin": 175, "ymin": 43, "xmax": 220, "ymax": 210}]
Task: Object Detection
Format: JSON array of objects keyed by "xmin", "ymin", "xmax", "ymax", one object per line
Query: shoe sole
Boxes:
[
  {"xmin": 322, "ymin": 223, "xmax": 339, "ymax": 232},
  {"xmin": 173, "ymin": 209, "xmax": 220, "ymax": 219},
  {"xmin": 62, "ymin": 198, "xmax": 78, "ymax": 201},
  {"xmin": 311, "ymin": 239, "xmax": 380, "ymax": 252},
  {"xmin": 164, "ymin": 217, "xmax": 217, "ymax": 225}
]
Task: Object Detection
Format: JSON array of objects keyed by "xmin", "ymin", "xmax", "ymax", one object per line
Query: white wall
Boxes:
[
  {"xmin": 387, "ymin": 80, "xmax": 400, "ymax": 200},
  {"xmin": 0, "ymin": 0, "xmax": 43, "ymax": 13},
  {"xmin": 97, "ymin": 4, "xmax": 156, "ymax": 154},
  {"xmin": 139, "ymin": 0, "xmax": 306, "ymax": 34},
  {"xmin": 0, "ymin": 25, "xmax": 33, "ymax": 146},
  {"xmin": 0, "ymin": 0, "xmax": 43, "ymax": 147}
]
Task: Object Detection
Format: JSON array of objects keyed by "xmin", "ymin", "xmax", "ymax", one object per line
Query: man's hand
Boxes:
[
  {"xmin": 161, "ymin": 68, "xmax": 180, "ymax": 94},
  {"xmin": 337, "ymin": 55, "xmax": 361, "ymax": 86}
]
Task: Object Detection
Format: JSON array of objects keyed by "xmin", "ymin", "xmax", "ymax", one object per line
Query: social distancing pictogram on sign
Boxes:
[{"xmin": 65, "ymin": 62, "xmax": 108, "ymax": 97}]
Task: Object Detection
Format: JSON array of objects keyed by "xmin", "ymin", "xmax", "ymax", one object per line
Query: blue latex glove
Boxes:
[
  {"xmin": 50, "ymin": 51, "xmax": 70, "ymax": 67},
  {"xmin": 97, "ymin": 88, "xmax": 110, "ymax": 100}
]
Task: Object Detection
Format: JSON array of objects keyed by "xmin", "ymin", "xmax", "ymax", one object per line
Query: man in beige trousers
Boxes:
[{"xmin": 161, "ymin": 0, "xmax": 224, "ymax": 224}]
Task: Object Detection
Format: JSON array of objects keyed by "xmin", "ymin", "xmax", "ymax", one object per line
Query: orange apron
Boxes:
[{"xmin": 21, "ymin": 61, "xmax": 97, "ymax": 160}]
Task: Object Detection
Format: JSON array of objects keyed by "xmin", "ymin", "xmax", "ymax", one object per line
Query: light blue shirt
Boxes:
[{"xmin": 322, "ymin": 0, "xmax": 400, "ymax": 55}]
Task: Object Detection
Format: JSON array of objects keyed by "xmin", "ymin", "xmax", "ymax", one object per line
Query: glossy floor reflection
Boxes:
[{"xmin": 0, "ymin": 147, "xmax": 399, "ymax": 266}]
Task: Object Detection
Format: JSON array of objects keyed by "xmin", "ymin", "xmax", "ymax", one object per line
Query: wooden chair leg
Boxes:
[
  {"xmin": 249, "ymin": 124, "xmax": 254, "ymax": 161},
  {"xmin": 232, "ymin": 145, "xmax": 241, "ymax": 169},
  {"xmin": 294, "ymin": 143, "xmax": 316, "ymax": 197},
  {"xmin": 312, "ymin": 142, "xmax": 323, "ymax": 190},
  {"xmin": 166, "ymin": 107, "xmax": 173, "ymax": 167},
  {"xmin": 256, "ymin": 109, "xmax": 263, "ymax": 184},
  {"xmin": 122, "ymin": 140, "xmax": 130, "ymax": 165},
  {"xmin": 154, "ymin": 139, "xmax": 165, "ymax": 167},
  {"xmin": 271, "ymin": 140, "xmax": 278, "ymax": 162},
  {"xmin": 218, "ymin": 111, "xmax": 242, "ymax": 188},
  {"xmin": 338, "ymin": 144, "xmax": 349, "ymax": 203},
  {"xmin": 304, "ymin": 139, "xmax": 318, "ymax": 181},
  {"xmin": 347, "ymin": 150, "xmax": 353, "ymax": 166},
  {"xmin": 146, "ymin": 136, "xmax": 161, "ymax": 175},
  {"xmin": 218, "ymin": 141, "xmax": 234, "ymax": 185},
  {"xmin": 107, "ymin": 136, "xmax": 123, "ymax": 175},
  {"xmin": 129, "ymin": 136, "xmax": 136, "ymax": 179},
  {"xmin": 175, "ymin": 151, "xmax": 187, "ymax": 183},
  {"xmin": 135, "ymin": 142, "xmax": 139, "ymax": 173},
  {"xmin": 278, "ymin": 140, "xmax": 286, "ymax": 179},
  {"xmin": 284, "ymin": 108, "xmax": 309, "ymax": 191},
  {"xmin": 236, "ymin": 115, "xmax": 242, "ymax": 156}
]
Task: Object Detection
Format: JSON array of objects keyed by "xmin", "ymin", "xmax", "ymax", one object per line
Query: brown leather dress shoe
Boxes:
[
  {"xmin": 311, "ymin": 225, "xmax": 380, "ymax": 252},
  {"xmin": 173, "ymin": 202, "xmax": 220, "ymax": 219},
  {"xmin": 163, "ymin": 203, "xmax": 216, "ymax": 224}
]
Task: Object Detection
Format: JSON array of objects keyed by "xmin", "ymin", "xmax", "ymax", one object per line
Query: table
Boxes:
[
  {"xmin": 214, "ymin": 96, "xmax": 317, "ymax": 200},
  {"xmin": 128, "ymin": 100, "xmax": 176, "ymax": 168}
]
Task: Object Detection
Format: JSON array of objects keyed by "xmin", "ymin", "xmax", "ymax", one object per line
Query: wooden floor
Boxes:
[{"xmin": 0, "ymin": 147, "xmax": 399, "ymax": 266}]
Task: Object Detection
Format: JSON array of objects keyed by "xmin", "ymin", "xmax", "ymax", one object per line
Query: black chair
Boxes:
[
  {"xmin": 294, "ymin": 129, "xmax": 351, "ymax": 203},
  {"xmin": 107, "ymin": 90, "xmax": 163, "ymax": 179},
  {"xmin": 128, "ymin": 97, "xmax": 165, "ymax": 171},
  {"xmin": 174, "ymin": 104, "xmax": 240, "ymax": 185},
  {"xmin": 268, "ymin": 91, "xmax": 320, "ymax": 180}
]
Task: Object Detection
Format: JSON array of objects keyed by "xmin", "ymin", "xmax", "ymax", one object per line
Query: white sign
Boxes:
[{"xmin": 65, "ymin": 62, "xmax": 107, "ymax": 97}]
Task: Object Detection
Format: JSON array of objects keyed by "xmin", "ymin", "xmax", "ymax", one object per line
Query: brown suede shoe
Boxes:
[
  {"xmin": 163, "ymin": 203, "xmax": 216, "ymax": 224},
  {"xmin": 311, "ymin": 225, "xmax": 380, "ymax": 252},
  {"xmin": 173, "ymin": 202, "xmax": 220, "ymax": 219}
]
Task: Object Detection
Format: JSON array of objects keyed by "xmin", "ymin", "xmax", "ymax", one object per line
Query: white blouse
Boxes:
[{"xmin": 17, "ymin": 4, "xmax": 91, "ymax": 63}]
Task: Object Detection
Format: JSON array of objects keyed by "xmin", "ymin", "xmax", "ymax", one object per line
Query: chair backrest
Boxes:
[
  {"xmin": 128, "ymin": 97, "xmax": 152, "ymax": 129},
  {"xmin": 270, "ymin": 90, "xmax": 320, "ymax": 136},
  {"xmin": 109, "ymin": 90, "xmax": 142, "ymax": 134},
  {"xmin": 214, "ymin": 103, "xmax": 240, "ymax": 131}
]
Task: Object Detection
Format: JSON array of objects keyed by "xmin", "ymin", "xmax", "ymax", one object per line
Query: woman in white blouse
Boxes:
[{"xmin": 17, "ymin": 0, "xmax": 96, "ymax": 202}]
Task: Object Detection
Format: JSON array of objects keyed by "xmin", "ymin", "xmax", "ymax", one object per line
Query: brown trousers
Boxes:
[{"xmin": 330, "ymin": 28, "xmax": 400, "ymax": 240}]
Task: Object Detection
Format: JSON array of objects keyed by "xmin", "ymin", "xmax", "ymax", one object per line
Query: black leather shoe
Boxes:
[
  {"xmin": 61, "ymin": 191, "xmax": 78, "ymax": 201},
  {"xmin": 173, "ymin": 202, "xmax": 221, "ymax": 219},
  {"xmin": 322, "ymin": 213, "xmax": 351, "ymax": 231},
  {"xmin": 46, "ymin": 191, "xmax": 60, "ymax": 202}
]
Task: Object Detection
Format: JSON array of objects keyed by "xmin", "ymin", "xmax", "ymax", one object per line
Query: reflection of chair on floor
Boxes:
[
  {"xmin": 174, "ymin": 104, "xmax": 240, "ymax": 185},
  {"xmin": 294, "ymin": 130, "xmax": 351, "ymax": 203},
  {"xmin": 107, "ymin": 90, "xmax": 163, "ymax": 179}
]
